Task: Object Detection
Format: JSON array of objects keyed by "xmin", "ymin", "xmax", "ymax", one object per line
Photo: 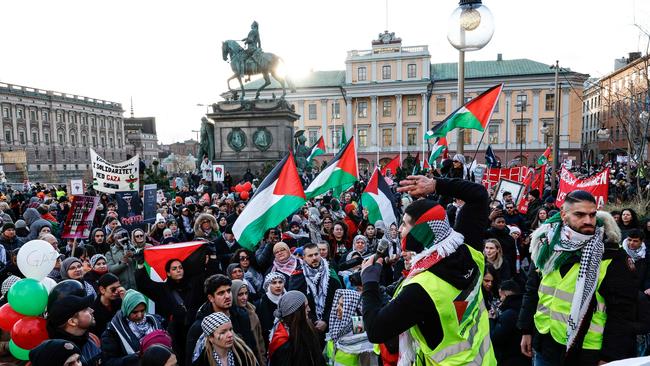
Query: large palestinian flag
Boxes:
[
  {"xmin": 307, "ymin": 136, "xmax": 325, "ymax": 163},
  {"xmin": 233, "ymin": 151, "xmax": 306, "ymax": 249},
  {"xmin": 429, "ymin": 83, "xmax": 504, "ymax": 138},
  {"xmin": 305, "ymin": 137, "xmax": 358, "ymax": 199},
  {"xmin": 428, "ymin": 137, "xmax": 448, "ymax": 165},
  {"xmin": 144, "ymin": 241, "xmax": 206, "ymax": 282},
  {"xmin": 361, "ymin": 168, "xmax": 398, "ymax": 226}
]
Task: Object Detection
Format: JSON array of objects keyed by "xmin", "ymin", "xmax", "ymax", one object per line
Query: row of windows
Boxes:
[
  {"xmin": 357, "ymin": 64, "xmax": 418, "ymax": 81},
  {"xmin": 3, "ymin": 130, "xmax": 121, "ymax": 148},
  {"xmin": 1, "ymin": 106, "xmax": 121, "ymax": 129}
]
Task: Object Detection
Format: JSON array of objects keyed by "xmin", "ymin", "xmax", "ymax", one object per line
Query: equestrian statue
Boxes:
[{"xmin": 222, "ymin": 21, "xmax": 296, "ymax": 100}]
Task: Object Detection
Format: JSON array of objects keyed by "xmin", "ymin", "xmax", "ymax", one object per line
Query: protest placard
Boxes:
[
  {"xmin": 90, "ymin": 148, "xmax": 139, "ymax": 194},
  {"xmin": 61, "ymin": 195, "xmax": 100, "ymax": 239}
]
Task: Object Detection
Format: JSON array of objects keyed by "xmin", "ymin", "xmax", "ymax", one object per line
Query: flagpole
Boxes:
[{"xmin": 471, "ymin": 126, "xmax": 490, "ymax": 167}]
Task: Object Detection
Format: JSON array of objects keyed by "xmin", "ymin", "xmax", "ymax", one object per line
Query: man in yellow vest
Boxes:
[
  {"xmin": 361, "ymin": 176, "xmax": 496, "ymax": 365},
  {"xmin": 518, "ymin": 190, "xmax": 637, "ymax": 365}
]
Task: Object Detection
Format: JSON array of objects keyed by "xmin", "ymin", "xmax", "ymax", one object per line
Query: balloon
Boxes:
[
  {"xmin": 234, "ymin": 184, "xmax": 243, "ymax": 192},
  {"xmin": 243, "ymin": 182, "xmax": 252, "ymax": 191},
  {"xmin": 8, "ymin": 278, "xmax": 48, "ymax": 316},
  {"xmin": 240, "ymin": 191, "xmax": 250, "ymax": 200},
  {"xmin": 47, "ymin": 280, "xmax": 85, "ymax": 310},
  {"xmin": 0, "ymin": 304, "xmax": 24, "ymax": 332},
  {"xmin": 11, "ymin": 317, "xmax": 48, "ymax": 350},
  {"xmin": 9, "ymin": 340, "xmax": 29, "ymax": 361},
  {"xmin": 40, "ymin": 277, "xmax": 57, "ymax": 294},
  {"xmin": 17, "ymin": 240, "xmax": 58, "ymax": 280}
]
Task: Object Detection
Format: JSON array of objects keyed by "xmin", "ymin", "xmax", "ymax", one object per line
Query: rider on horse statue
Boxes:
[{"xmin": 241, "ymin": 21, "xmax": 261, "ymax": 79}]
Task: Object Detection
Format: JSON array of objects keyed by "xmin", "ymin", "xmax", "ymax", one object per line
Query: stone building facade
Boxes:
[{"xmin": 0, "ymin": 81, "xmax": 125, "ymax": 182}]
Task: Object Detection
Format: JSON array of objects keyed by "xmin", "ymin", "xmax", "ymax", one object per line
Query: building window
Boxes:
[
  {"xmin": 516, "ymin": 124, "xmax": 527, "ymax": 144},
  {"xmin": 42, "ymin": 111, "xmax": 49, "ymax": 122},
  {"xmin": 81, "ymin": 115, "xmax": 86, "ymax": 123},
  {"xmin": 308, "ymin": 130, "xmax": 318, "ymax": 146},
  {"xmin": 331, "ymin": 129, "xmax": 341, "ymax": 148},
  {"xmin": 44, "ymin": 133, "xmax": 49, "ymax": 145},
  {"xmin": 436, "ymin": 97, "xmax": 446, "ymax": 115},
  {"xmin": 493, "ymin": 99, "xmax": 499, "ymax": 113},
  {"xmin": 407, "ymin": 128, "xmax": 417, "ymax": 146},
  {"xmin": 4, "ymin": 130, "xmax": 11, "ymax": 144},
  {"xmin": 463, "ymin": 130, "xmax": 472, "ymax": 145},
  {"xmin": 16, "ymin": 108, "xmax": 24, "ymax": 120},
  {"xmin": 32, "ymin": 132, "xmax": 38, "ymax": 144},
  {"xmin": 37, "ymin": 164, "xmax": 40, "ymax": 170},
  {"xmin": 308, "ymin": 104, "xmax": 317, "ymax": 120},
  {"xmin": 358, "ymin": 67, "xmax": 367, "ymax": 81},
  {"xmin": 407, "ymin": 64, "xmax": 417, "ymax": 78},
  {"xmin": 543, "ymin": 123, "xmax": 555, "ymax": 145},
  {"xmin": 110, "ymin": 138, "xmax": 114, "ymax": 148},
  {"xmin": 29, "ymin": 110, "xmax": 37, "ymax": 121},
  {"xmin": 2, "ymin": 107, "xmax": 9, "ymax": 118},
  {"xmin": 488, "ymin": 124, "xmax": 499, "ymax": 144},
  {"xmin": 92, "ymin": 136, "xmax": 97, "ymax": 147},
  {"xmin": 516, "ymin": 95, "xmax": 528, "ymax": 112},
  {"xmin": 70, "ymin": 134, "xmax": 76, "ymax": 146},
  {"xmin": 545, "ymin": 94, "xmax": 555, "ymax": 111},
  {"xmin": 358, "ymin": 129, "xmax": 368, "ymax": 147},
  {"xmin": 91, "ymin": 117, "xmax": 95, "ymax": 127},
  {"xmin": 74, "ymin": 151, "xmax": 78, "ymax": 159},
  {"xmin": 117, "ymin": 138, "xmax": 122, "ymax": 148},
  {"xmin": 358, "ymin": 101, "xmax": 368, "ymax": 118},
  {"xmin": 382, "ymin": 129, "xmax": 393, "ymax": 146},
  {"xmin": 70, "ymin": 114, "xmax": 76, "ymax": 124},
  {"xmin": 82, "ymin": 135, "xmax": 87, "ymax": 146},
  {"xmin": 58, "ymin": 133, "xmax": 64, "ymax": 144},
  {"xmin": 56, "ymin": 113, "xmax": 62, "ymax": 122},
  {"xmin": 333, "ymin": 102, "xmax": 341, "ymax": 119},
  {"xmin": 382, "ymin": 100, "xmax": 392, "ymax": 117},
  {"xmin": 407, "ymin": 98, "xmax": 417, "ymax": 116},
  {"xmin": 382, "ymin": 65, "xmax": 391, "ymax": 80},
  {"xmin": 47, "ymin": 150, "xmax": 51, "ymax": 160},
  {"xmin": 19, "ymin": 131, "xmax": 25, "ymax": 145},
  {"xmin": 101, "ymin": 137, "xmax": 106, "ymax": 146}
]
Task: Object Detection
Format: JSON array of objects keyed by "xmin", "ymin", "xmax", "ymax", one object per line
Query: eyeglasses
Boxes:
[
  {"xmin": 135, "ymin": 234, "xmax": 144, "ymax": 238},
  {"xmin": 239, "ymin": 256, "xmax": 250, "ymax": 261}
]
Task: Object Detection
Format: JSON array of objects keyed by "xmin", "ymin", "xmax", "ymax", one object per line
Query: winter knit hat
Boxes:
[
  {"xmin": 122, "ymin": 289, "xmax": 147, "ymax": 316},
  {"xmin": 274, "ymin": 290, "xmax": 307, "ymax": 318},
  {"xmin": 263, "ymin": 272, "xmax": 285, "ymax": 291},
  {"xmin": 201, "ymin": 312, "xmax": 231, "ymax": 336},
  {"xmin": 156, "ymin": 213, "xmax": 165, "ymax": 224},
  {"xmin": 29, "ymin": 339, "xmax": 81, "ymax": 366},
  {"xmin": 140, "ymin": 329, "xmax": 173, "ymax": 355},
  {"xmin": 90, "ymin": 254, "xmax": 107, "ymax": 268},
  {"xmin": 508, "ymin": 225, "xmax": 522, "ymax": 235},
  {"xmin": 1, "ymin": 275, "xmax": 19, "ymax": 298},
  {"xmin": 226, "ymin": 263, "xmax": 242, "ymax": 277}
]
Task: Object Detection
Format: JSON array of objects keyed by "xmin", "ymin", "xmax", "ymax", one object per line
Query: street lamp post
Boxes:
[
  {"xmin": 517, "ymin": 101, "xmax": 528, "ymax": 166},
  {"xmin": 550, "ymin": 61, "xmax": 561, "ymax": 191},
  {"xmin": 447, "ymin": 0, "xmax": 495, "ymax": 157}
]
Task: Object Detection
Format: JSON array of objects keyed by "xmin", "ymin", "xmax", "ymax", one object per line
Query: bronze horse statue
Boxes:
[{"xmin": 222, "ymin": 40, "xmax": 295, "ymax": 100}]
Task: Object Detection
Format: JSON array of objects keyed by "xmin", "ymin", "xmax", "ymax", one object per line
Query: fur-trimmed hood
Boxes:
[
  {"xmin": 193, "ymin": 213, "xmax": 218, "ymax": 234},
  {"xmin": 530, "ymin": 210, "xmax": 621, "ymax": 261}
]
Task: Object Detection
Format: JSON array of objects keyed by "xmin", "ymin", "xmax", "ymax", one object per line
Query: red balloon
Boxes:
[
  {"xmin": 234, "ymin": 184, "xmax": 243, "ymax": 192},
  {"xmin": 11, "ymin": 317, "xmax": 48, "ymax": 350},
  {"xmin": 0, "ymin": 304, "xmax": 23, "ymax": 332},
  {"xmin": 240, "ymin": 191, "xmax": 250, "ymax": 200},
  {"xmin": 243, "ymin": 182, "xmax": 252, "ymax": 191}
]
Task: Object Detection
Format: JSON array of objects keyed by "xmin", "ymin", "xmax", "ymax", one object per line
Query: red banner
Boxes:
[
  {"xmin": 61, "ymin": 195, "xmax": 100, "ymax": 239},
  {"xmin": 517, "ymin": 166, "xmax": 546, "ymax": 214},
  {"xmin": 555, "ymin": 168, "xmax": 609, "ymax": 209},
  {"xmin": 482, "ymin": 166, "xmax": 527, "ymax": 189}
]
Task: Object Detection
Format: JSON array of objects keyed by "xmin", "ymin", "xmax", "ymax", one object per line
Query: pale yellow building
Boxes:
[{"xmin": 238, "ymin": 31, "xmax": 589, "ymax": 172}]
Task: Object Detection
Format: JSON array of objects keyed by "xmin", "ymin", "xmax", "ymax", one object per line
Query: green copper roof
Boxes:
[
  {"xmin": 241, "ymin": 59, "xmax": 574, "ymax": 91},
  {"xmin": 244, "ymin": 70, "xmax": 345, "ymax": 90},
  {"xmin": 431, "ymin": 59, "xmax": 562, "ymax": 80}
]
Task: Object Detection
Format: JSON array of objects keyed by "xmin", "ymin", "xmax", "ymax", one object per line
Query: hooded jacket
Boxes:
[
  {"xmin": 22, "ymin": 207, "xmax": 52, "ymax": 241},
  {"xmin": 193, "ymin": 213, "xmax": 220, "ymax": 242},
  {"xmin": 101, "ymin": 311, "xmax": 164, "ymax": 366}
]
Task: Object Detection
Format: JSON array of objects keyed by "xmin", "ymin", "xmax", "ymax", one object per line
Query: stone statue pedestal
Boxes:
[{"xmin": 206, "ymin": 99, "xmax": 299, "ymax": 181}]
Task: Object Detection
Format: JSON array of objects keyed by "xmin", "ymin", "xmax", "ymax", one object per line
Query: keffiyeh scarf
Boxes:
[
  {"xmin": 302, "ymin": 258, "xmax": 329, "ymax": 321},
  {"xmin": 211, "ymin": 350, "xmax": 235, "ymax": 366},
  {"xmin": 272, "ymin": 256, "xmax": 297, "ymax": 276},
  {"xmin": 623, "ymin": 238, "xmax": 646, "ymax": 261},
  {"xmin": 327, "ymin": 289, "xmax": 361, "ymax": 343},
  {"xmin": 128, "ymin": 318, "xmax": 154, "ymax": 339},
  {"xmin": 531, "ymin": 213, "xmax": 604, "ymax": 349}
]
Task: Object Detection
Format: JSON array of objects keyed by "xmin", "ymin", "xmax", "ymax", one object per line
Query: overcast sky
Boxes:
[{"xmin": 2, "ymin": 0, "xmax": 649, "ymax": 144}]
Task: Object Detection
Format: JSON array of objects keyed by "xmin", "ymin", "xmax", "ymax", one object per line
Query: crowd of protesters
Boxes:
[{"xmin": 0, "ymin": 153, "xmax": 648, "ymax": 366}]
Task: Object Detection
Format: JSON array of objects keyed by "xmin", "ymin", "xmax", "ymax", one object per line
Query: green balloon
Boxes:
[
  {"xmin": 9, "ymin": 339, "xmax": 29, "ymax": 360},
  {"xmin": 8, "ymin": 278, "xmax": 48, "ymax": 316}
]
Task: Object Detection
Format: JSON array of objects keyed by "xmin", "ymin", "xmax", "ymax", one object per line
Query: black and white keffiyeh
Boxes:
[
  {"xmin": 531, "ymin": 215, "xmax": 604, "ymax": 349},
  {"xmin": 623, "ymin": 238, "xmax": 646, "ymax": 261},
  {"xmin": 211, "ymin": 350, "xmax": 235, "ymax": 366},
  {"xmin": 327, "ymin": 289, "xmax": 361, "ymax": 343},
  {"xmin": 302, "ymin": 258, "xmax": 329, "ymax": 321}
]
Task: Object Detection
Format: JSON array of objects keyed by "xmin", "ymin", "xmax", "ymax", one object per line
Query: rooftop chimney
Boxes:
[
  {"xmin": 629, "ymin": 52, "xmax": 642, "ymax": 63},
  {"xmin": 497, "ymin": 53, "xmax": 502, "ymax": 61}
]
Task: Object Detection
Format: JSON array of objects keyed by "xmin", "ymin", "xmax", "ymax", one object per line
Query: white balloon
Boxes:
[
  {"xmin": 17, "ymin": 240, "xmax": 59, "ymax": 280},
  {"xmin": 40, "ymin": 276, "xmax": 57, "ymax": 294}
]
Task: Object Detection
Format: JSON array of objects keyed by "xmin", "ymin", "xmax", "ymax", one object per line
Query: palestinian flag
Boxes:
[
  {"xmin": 361, "ymin": 168, "xmax": 398, "ymax": 226},
  {"xmin": 233, "ymin": 151, "xmax": 306, "ymax": 249},
  {"xmin": 537, "ymin": 147, "xmax": 551, "ymax": 165},
  {"xmin": 429, "ymin": 83, "xmax": 504, "ymax": 138},
  {"xmin": 381, "ymin": 155, "xmax": 400, "ymax": 176},
  {"xmin": 307, "ymin": 136, "xmax": 325, "ymax": 163},
  {"xmin": 144, "ymin": 241, "xmax": 206, "ymax": 282},
  {"xmin": 305, "ymin": 137, "xmax": 358, "ymax": 199},
  {"xmin": 428, "ymin": 137, "xmax": 448, "ymax": 165}
]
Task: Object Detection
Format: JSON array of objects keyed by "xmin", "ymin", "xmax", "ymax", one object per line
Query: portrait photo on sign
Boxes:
[{"xmin": 494, "ymin": 179, "xmax": 525, "ymax": 204}]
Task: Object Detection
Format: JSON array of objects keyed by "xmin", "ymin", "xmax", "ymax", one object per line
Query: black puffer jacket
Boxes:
[{"xmin": 490, "ymin": 294, "xmax": 530, "ymax": 366}]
